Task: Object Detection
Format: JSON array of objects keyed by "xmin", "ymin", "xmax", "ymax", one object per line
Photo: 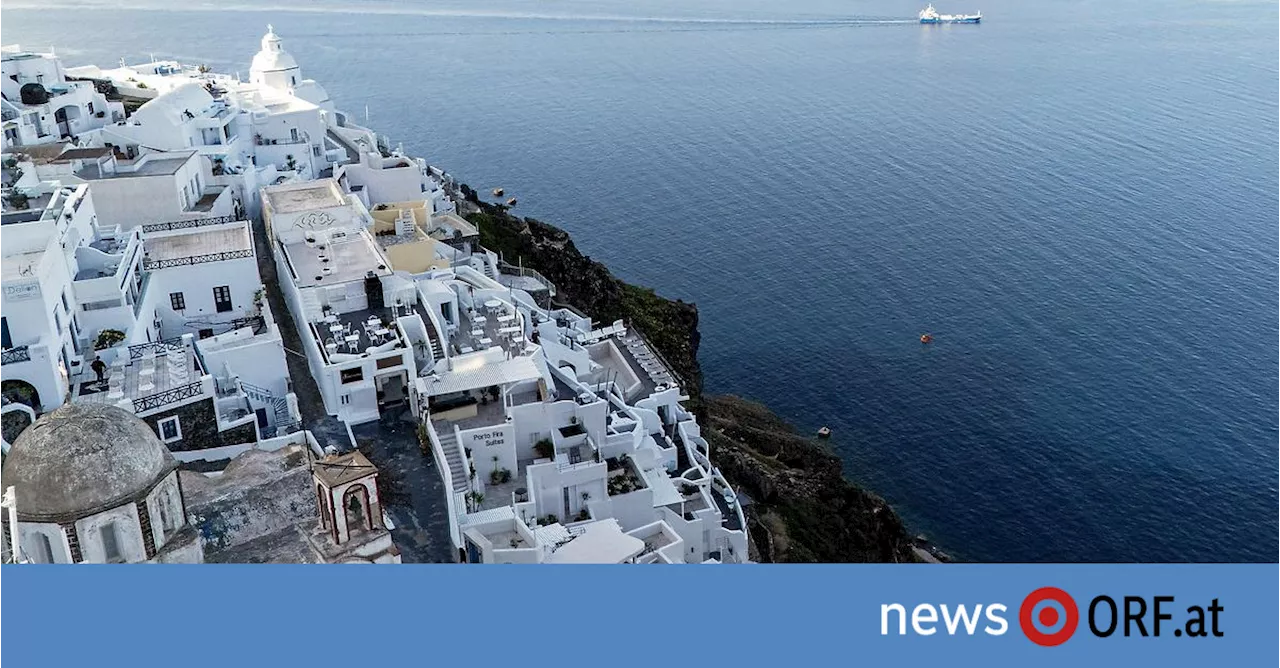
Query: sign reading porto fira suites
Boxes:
[{"xmin": 465, "ymin": 426, "xmax": 508, "ymax": 450}]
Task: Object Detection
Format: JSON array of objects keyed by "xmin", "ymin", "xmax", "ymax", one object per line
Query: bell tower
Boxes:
[{"xmin": 249, "ymin": 25, "xmax": 302, "ymax": 92}]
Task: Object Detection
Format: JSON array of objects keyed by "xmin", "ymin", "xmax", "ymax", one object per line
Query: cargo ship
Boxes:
[{"xmin": 919, "ymin": 4, "xmax": 981, "ymax": 24}]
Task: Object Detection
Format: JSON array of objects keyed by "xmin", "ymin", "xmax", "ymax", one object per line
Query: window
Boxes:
[
  {"xmin": 312, "ymin": 144, "xmax": 322, "ymax": 157},
  {"xmin": 213, "ymin": 286, "xmax": 232, "ymax": 313},
  {"xmin": 53, "ymin": 306, "xmax": 62, "ymax": 333},
  {"xmin": 376, "ymin": 355, "xmax": 401, "ymax": 370},
  {"xmin": 340, "ymin": 368, "xmax": 363, "ymax": 384},
  {"xmin": 88, "ymin": 101, "xmax": 94, "ymax": 115},
  {"xmin": 290, "ymin": 76, "xmax": 297, "ymax": 86},
  {"xmin": 158, "ymin": 416, "xmax": 182, "ymax": 443},
  {"xmin": 1, "ymin": 316, "xmax": 10, "ymax": 349},
  {"xmin": 31, "ymin": 533, "xmax": 54, "ymax": 564},
  {"xmin": 61, "ymin": 289, "xmax": 70, "ymax": 313},
  {"xmin": 169, "ymin": 292, "xmax": 186, "ymax": 311},
  {"xmin": 100, "ymin": 522, "xmax": 121, "ymax": 562},
  {"xmin": 340, "ymin": 394, "xmax": 350, "ymax": 405},
  {"xmin": 290, "ymin": 128, "xmax": 299, "ymax": 142}
]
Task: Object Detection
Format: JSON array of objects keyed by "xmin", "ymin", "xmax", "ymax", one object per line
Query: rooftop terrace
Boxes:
[
  {"xmin": 265, "ymin": 180, "xmax": 345, "ymax": 214},
  {"xmin": 74, "ymin": 338, "xmax": 204, "ymax": 413},
  {"xmin": 281, "ymin": 230, "xmax": 390, "ymax": 289}
]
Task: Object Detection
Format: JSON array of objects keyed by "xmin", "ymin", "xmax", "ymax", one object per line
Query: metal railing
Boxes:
[
  {"xmin": 144, "ymin": 248, "xmax": 253, "ymax": 270},
  {"xmin": 498, "ymin": 261, "xmax": 558, "ymax": 297},
  {"xmin": 128, "ymin": 337, "xmax": 185, "ymax": 360},
  {"xmin": 1, "ymin": 346, "xmax": 31, "ymax": 365},
  {"xmin": 132, "ymin": 380, "xmax": 204, "ymax": 414},
  {"xmin": 139, "ymin": 214, "xmax": 238, "ymax": 234}
]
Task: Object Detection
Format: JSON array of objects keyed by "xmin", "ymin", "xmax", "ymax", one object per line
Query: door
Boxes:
[{"xmin": 213, "ymin": 286, "xmax": 232, "ymax": 313}]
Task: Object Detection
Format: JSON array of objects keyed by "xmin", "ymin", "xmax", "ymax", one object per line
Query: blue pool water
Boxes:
[{"xmin": 5, "ymin": 0, "xmax": 1276, "ymax": 561}]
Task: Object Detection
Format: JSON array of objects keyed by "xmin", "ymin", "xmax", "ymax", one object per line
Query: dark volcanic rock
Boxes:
[{"xmin": 464, "ymin": 198, "xmax": 917, "ymax": 563}]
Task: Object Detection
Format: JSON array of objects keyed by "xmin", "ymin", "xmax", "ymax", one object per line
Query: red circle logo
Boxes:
[{"xmin": 1019, "ymin": 587, "xmax": 1079, "ymax": 646}]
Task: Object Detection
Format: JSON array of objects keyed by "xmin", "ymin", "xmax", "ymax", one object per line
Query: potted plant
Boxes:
[
  {"xmin": 93, "ymin": 328, "xmax": 126, "ymax": 351},
  {"xmin": 533, "ymin": 438, "xmax": 554, "ymax": 459}
]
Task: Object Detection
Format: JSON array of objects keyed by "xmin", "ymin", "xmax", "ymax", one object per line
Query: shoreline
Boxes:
[{"xmin": 452, "ymin": 186, "xmax": 939, "ymax": 562}]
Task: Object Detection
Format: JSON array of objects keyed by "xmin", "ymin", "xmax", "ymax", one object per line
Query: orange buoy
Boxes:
[{"xmin": 920, "ymin": 334, "xmax": 933, "ymax": 344}]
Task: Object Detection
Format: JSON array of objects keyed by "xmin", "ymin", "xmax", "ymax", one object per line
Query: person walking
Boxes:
[{"xmin": 90, "ymin": 356, "xmax": 107, "ymax": 385}]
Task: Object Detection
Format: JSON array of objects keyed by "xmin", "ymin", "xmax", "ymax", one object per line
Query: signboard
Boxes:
[
  {"xmin": 463, "ymin": 425, "xmax": 508, "ymax": 450},
  {"xmin": 3, "ymin": 281, "xmax": 41, "ymax": 302}
]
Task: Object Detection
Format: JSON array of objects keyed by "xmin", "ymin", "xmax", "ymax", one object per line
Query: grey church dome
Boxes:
[{"xmin": 3, "ymin": 403, "xmax": 178, "ymax": 522}]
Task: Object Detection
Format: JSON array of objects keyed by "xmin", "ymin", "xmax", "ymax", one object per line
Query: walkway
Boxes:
[
  {"xmin": 253, "ymin": 215, "xmax": 453, "ymax": 561},
  {"xmin": 250, "ymin": 216, "xmax": 349, "ymax": 452},
  {"xmin": 352, "ymin": 413, "xmax": 455, "ymax": 563}
]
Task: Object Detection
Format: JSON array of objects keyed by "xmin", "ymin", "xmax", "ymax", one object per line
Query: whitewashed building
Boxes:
[
  {"xmin": 262, "ymin": 179, "xmax": 420, "ymax": 423},
  {"xmin": 1, "ymin": 46, "xmax": 124, "ymax": 150}
]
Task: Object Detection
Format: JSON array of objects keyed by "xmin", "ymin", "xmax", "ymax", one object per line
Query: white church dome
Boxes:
[
  {"xmin": 3, "ymin": 403, "xmax": 178, "ymax": 522},
  {"xmin": 250, "ymin": 25, "xmax": 299, "ymax": 74}
]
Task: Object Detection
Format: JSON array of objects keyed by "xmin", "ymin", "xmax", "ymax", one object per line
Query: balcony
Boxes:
[{"xmin": 1, "ymin": 346, "xmax": 32, "ymax": 365}]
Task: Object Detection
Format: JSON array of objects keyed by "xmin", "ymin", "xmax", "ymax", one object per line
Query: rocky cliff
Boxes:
[{"xmin": 462, "ymin": 193, "xmax": 917, "ymax": 563}]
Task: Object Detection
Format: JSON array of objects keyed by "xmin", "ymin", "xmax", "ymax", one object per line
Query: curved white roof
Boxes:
[
  {"xmin": 250, "ymin": 25, "xmax": 299, "ymax": 74},
  {"xmin": 132, "ymin": 82, "xmax": 215, "ymax": 125}
]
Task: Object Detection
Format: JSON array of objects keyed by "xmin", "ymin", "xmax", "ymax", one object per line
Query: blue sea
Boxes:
[{"xmin": 5, "ymin": 0, "xmax": 1276, "ymax": 562}]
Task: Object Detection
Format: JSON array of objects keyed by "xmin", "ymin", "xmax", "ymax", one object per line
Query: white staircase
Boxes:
[{"xmin": 435, "ymin": 426, "xmax": 469, "ymax": 491}]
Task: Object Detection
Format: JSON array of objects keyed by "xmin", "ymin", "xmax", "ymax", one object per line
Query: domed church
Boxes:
[
  {"xmin": 1, "ymin": 404, "xmax": 203, "ymax": 563},
  {"xmin": 249, "ymin": 25, "xmax": 334, "ymax": 114}
]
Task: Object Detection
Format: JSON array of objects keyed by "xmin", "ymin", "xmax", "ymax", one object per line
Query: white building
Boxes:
[
  {"xmin": 1, "ymin": 46, "xmax": 124, "ymax": 150},
  {"xmin": 263, "ymin": 179, "xmax": 420, "ymax": 423},
  {"xmin": 418, "ymin": 291, "xmax": 749, "ymax": 564},
  {"xmin": 3, "ymin": 145, "xmax": 298, "ymax": 463},
  {"xmin": 2, "ymin": 170, "xmax": 99, "ymax": 411}
]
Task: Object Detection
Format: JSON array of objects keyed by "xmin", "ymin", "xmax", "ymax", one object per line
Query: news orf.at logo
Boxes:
[
  {"xmin": 1019, "ymin": 587, "xmax": 1079, "ymax": 646},
  {"xmin": 880, "ymin": 588, "xmax": 1224, "ymax": 644}
]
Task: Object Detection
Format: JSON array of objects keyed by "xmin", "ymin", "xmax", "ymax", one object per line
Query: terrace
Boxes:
[
  {"xmin": 74, "ymin": 337, "xmax": 206, "ymax": 414},
  {"xmin": 142, "ymin": 222, "xmax": 251, "ymax": 270},
  {"xmin": 313, "ymin": 305, "xmax": 405, "ymax": 362},
  {"xmin": 448, "ymin": 299, "xmax": 529, "ymax": 358}
]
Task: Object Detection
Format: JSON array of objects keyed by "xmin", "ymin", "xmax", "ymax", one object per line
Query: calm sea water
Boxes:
[{"xmin": 5, "ymin": 0, "xmax": 1276, "ymax": 562}]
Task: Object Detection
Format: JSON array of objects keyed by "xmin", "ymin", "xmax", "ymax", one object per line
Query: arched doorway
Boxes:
[
  {"xmin": 54, "ymin": 105, "xmax": 82, "ymax": 138},
  {"xmin": 1, "ymin": 379, "xmax": 41, "ymax": 411},
  {"xmin": 342, "ymin": 484, "xmax": 372, "ymax": 536}
]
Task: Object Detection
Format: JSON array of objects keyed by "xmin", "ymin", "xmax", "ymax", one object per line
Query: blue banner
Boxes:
[{"xmin": 3, "ymin": 565, "xmax": 1275, "ymax": 666}]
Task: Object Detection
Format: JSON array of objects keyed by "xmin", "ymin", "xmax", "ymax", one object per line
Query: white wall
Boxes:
[
  {"xmin": 457, "ymin": 424, "xmax": 516, "ymax": 484},
  {"xmin": 74, "ymin": 503, "xmax": 147, "ymax": 564}
]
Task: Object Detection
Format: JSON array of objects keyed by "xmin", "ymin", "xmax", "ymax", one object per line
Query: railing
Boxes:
[
  {"xmin": 239, "ymin": 380, "xmax": 274, "ymax": 403},
  {"xmin": 140, "ymin": 214, "xmax": 238, "ymax": 234},
  {"xmin": 128, "ymin": 337, "xmax": 185, "ymax": 360},
  {"xmin": 144, "ymin": 248, "xmax": 253, "ymax": 270},
  {"xmin": 498, "ymin": 261, "xmax": 558, "ymax": 297},
  {"xmin": 1, "ymin": 346, "xmax": 31, "ymax": 365},
  {"xmin": 132, "ymin": 380, "xmax": 204, "ymax": 414}
]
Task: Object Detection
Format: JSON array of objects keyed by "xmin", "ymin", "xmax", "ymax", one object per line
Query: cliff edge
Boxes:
[{"xmin": 462, "ymin": 193, "xmax": 917, "ymax": 562}]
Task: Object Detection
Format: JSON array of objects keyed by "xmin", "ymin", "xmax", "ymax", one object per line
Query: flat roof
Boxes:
[
  {"xmin": 424, "ymin": 356, "xmax": 542, "ymax": 396},
  {"xmin": 283, "ymin": 229, "xmax": 390, "ymax": 289},
  {"xmin": 265, "ymin": 180, "xmax": 346, "ymax": 214},
  {"xmin": 145, "ymin": 224, "xmax": 252, "ymax": 263},
  {"xmin": 2, "ymin": 249, "xmax": 46, "ymax": 281},
  {"xmin": 78, "ymin": 152, "xmax": 194, "ymax": 180},
  {"xmin": 546, "ymin": 520, "xmax": 645, "ymax": 564}
]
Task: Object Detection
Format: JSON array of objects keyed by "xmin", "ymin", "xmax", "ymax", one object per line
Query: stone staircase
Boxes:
[
  {"xmin": 423, "ymin": 315, "xmax": 445, "ymax": 362},
  {"xmin": 241, "ymin": 381, "xmax": 296, "ymax": 437},
  {"xmin": 435, "ymin": 425, "xmax": 469, "ymax": 491}
]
